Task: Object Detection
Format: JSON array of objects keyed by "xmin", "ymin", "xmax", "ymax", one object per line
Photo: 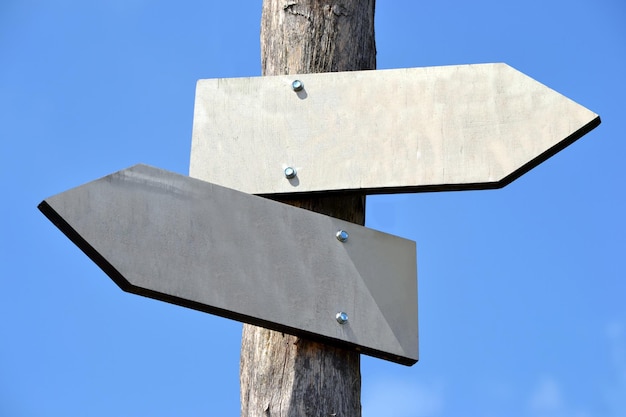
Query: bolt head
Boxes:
[
  {"xmin": 336, "ymin": 312, "xmax": 348, "ymax": 324},
  {"xmin": 284, "ymin": 166, "xmax": 297, "ymax": 179},
  {"xmin": 336, "ymin": 230, "xmax": 349, "ymax": 242},
  {"xmin": 291, "ymin": 80, "xmax": 304, "ymax": 92}
]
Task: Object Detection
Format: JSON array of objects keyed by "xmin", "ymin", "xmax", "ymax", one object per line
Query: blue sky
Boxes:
[{"xmin": 1, "ymin": 1, "xmax": 624, "ymax": 416}]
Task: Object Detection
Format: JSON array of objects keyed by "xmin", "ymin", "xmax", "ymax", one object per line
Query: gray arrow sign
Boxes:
[{"xmin": 38, "ymin": 164, "xmax": 418, "ymax": 365}]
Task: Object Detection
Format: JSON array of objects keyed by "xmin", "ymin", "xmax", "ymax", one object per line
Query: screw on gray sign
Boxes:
[
  {"xmin": 336, "ymin": 312, "xmax": 349, "ymax": 324},
  {"xmin": 336, "ymin": 230, "xmax": 349, "ymax": 242}
]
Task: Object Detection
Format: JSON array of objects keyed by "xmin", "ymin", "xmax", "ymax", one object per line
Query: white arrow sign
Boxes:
[{"xmin": 190, "ymin": 63, "xmax": 599, "ymax": 195}]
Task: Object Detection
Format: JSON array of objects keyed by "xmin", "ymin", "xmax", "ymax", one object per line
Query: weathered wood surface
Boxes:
[
  {"xmin": 239, "ymin": 1, "xmax": 376, "ymax": 416},
  {"xmin": 190, "ymin": 64, "xmax": 600, "ymax": 195}
]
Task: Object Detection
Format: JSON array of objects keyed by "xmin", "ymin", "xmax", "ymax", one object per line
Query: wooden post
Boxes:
[{"xmin": 240, "ymin": 1, "xmax": 376, "ymax": 416}]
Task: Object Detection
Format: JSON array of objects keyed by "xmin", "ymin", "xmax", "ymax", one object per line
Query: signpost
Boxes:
[{"xmin": 38, "ymin": 1, "xmax": 600, "ymax": 416}]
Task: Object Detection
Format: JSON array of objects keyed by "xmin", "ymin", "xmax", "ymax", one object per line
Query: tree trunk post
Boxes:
[{"xmin": 239, "ymin": 1, "xmax": 376, "ymax": 416}]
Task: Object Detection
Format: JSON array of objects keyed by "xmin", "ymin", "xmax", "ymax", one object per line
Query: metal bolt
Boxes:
[
  {"xmin": 284, "ymin": 166, "xmax": 297, "ymax": 179},
  {"xmin": 336, "ymin": 312, "xmax": 349, "ymax": 324},
  {"xmin": 336, "ymin": 230, "xmax": 349, "ymax": 242},
  {"xmin": 291, "ymin": 80, "xmax": 304, "ymax": 92}
]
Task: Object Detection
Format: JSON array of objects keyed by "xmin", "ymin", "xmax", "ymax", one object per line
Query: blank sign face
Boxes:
[
  {"xmin": 190, "ymin": 63, "xmax": 599, "ymax": 196},
  {"xmin": 39, "ymin": 164, "xmax": 419, "ymax": 365}
]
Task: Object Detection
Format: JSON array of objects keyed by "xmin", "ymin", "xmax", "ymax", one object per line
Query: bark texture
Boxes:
[
  {"xmin": 260, "ymin": 0, "xmax": 376, "ymax": 76},
  {"xmin": 240, "ymin": 1, "xmax": 376, "ymax": 416}
]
